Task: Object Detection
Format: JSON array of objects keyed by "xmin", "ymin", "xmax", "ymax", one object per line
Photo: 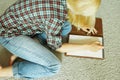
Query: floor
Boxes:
[{"xmin": 0, "ymin": 0, "xmax": 120, "ymax": 80}]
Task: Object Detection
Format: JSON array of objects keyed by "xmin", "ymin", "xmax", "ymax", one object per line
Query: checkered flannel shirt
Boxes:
[{"xmin": 0, "ymin": 0, "xmax": 67, "ymax": 50}]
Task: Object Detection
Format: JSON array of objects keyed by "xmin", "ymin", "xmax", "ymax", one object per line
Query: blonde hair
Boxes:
[{"xmin": 67, "ymin": 0, "xmax": 101, "ymax": 30}]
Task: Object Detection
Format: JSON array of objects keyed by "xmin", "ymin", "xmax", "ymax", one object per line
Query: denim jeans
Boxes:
[{"xmin": 0, "ymin": 21, "xmax": 71, "ymax": 79}]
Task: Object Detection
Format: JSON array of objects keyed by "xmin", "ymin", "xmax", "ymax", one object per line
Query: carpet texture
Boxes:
[{"xmin": 0, "ymin": 0, "xmax": 120, "ymax": 80}]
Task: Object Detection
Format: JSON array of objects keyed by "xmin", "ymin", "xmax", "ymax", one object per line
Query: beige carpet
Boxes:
[{"xmin": 0, "ymin": 0, "xmax": 120, "ymax": 80}]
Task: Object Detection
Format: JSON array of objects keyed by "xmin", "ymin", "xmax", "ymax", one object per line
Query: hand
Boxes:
[
  {"xmin": 81, "ymin": 27, "xmax": 97, "ymax": 35},
  {"xmin": 87, "ymin": 27, "xmax": 97, "ymax": 35},
  {"xmin": 87, "ymin": 41, "xmax": 104, "ymax": 52}
]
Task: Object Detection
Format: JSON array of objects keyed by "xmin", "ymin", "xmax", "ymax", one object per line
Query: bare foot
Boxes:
[
  {"xmin": 0, "ymin": 66, "xmax": 2, "ymax": 69},
  {"xmin": 87, "ymin": 41, "xmax": 104, "ymax": 52},
  {"xmin": 10, "ymin": 55, "xmax": 17, "ymax": 65}
]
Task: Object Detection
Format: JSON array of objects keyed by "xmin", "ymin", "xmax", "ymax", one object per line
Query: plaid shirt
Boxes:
[{"xmin": 0, "ymin": 0, "xmax": 67, "ymax": 50}]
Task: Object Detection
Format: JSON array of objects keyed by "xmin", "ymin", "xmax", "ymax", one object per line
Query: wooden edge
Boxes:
[
  {"xmin": 65, "ymin": 53, "xmax": 104, "ymax": 60},
  {"xmin": 102, "ymin": 35, "xmax": 105, "ymax": 59}
]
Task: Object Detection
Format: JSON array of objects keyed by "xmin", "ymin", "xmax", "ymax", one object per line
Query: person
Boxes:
[{"xmin": 0, "ymin": 0, "xmax": 102, "ymax": 79}]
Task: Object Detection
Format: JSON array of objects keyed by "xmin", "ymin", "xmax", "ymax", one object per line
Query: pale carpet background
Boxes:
[{"xmin": 0, "ymin": 0, "xmax": 120, "ymax": 80}]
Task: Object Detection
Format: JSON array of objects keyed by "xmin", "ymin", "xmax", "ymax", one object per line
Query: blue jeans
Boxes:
[{"xmin": 0, "ymin": 21, "xmax": 71, "ymax": 79}]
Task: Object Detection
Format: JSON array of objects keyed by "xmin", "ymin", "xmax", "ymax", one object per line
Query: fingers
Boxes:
[
  {"xmin": 80, "ymin": 27, "xmax": 97, "ymax": 35},
  {"xmin": 94, "ymin": 41, "xmax": 101, "ymax": 45},
  {"xmin": 94, "ymin": 41, "xmax": 104, "ymax": 49},
  {"xmin": 94, "ymin": 41, "xmax": 103, "ymax": 46},
  {"xmin": 87, "ymin": 28, "xmax": 98, "ymax": 35},
  {"xmin": 81, "ymin": 28, "xmax": 89, "ymax": 33},
  {"xmin": 93, "ymin": 28, "xmax": 97, "ymax": 34},
  {"xmin": 91, "ymin": 28, "xmax": 97, "ymax": 34}
]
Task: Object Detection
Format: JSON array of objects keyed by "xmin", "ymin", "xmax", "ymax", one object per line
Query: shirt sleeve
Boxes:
[{"xmin": 44, "ymin": 18, "xmax": 64, "ymax": 50}]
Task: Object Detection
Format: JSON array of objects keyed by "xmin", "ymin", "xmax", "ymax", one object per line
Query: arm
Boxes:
[
  {"xmin": 56, "ymin": 43, "xmax": 88, "ymax": 53},
  {"xmin": 56, "ymin": 42, "xmax": 103, "ymax": 53}
]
